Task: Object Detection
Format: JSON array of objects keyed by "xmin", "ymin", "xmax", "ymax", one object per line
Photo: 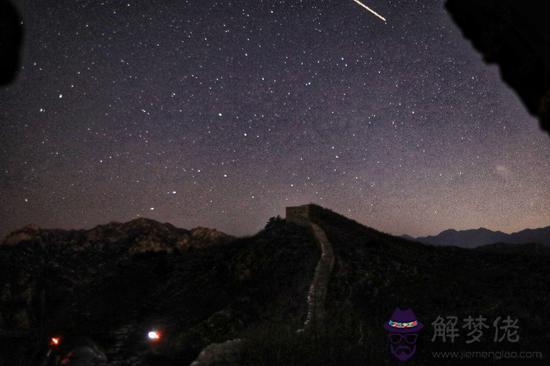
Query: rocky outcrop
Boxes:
[
  {"xmin": 2, "ymin": 224, "xmax": 41, "ymax": 246},
  {"xmin": 128, "ymin": 227, "xmax": 231, "ymax": 254},
  {"xmin": 188, "ymin": 227, "xmax": 232, "ymax": 248},
  {"xmin": 1, "ymin": 219, "xmax": 233, "ymax": 255},
  {"xmin": 190, "ymin": 339, "xmax": 243, "ymax": 366},
  {"xmin": 446, "ymin": 0, "xmax": 550, "ymax": 135}
]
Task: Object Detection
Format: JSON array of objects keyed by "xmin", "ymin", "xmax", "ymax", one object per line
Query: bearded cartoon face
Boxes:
[
  {"xmin": 384, "ymin": 308, "xmax": 423, "ymax": 362},
  {"xmin": 388, "ymin": 332, "xmax": 419, "ymax": 361}
]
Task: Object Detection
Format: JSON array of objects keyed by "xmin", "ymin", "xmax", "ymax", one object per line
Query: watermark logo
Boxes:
[
  {"xmin": 383, "ymin": 311, "xmax": 543, "ymax": 362},
  {"xmin": 430, "ymin": 315, "xmax": 520, "ymax": 344},
  {"xmin": 384, "ymin": 308, "xmax": 423, "ymax": 361}
]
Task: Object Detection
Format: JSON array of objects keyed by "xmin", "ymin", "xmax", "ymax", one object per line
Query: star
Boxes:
[{"xmin": 0, "ymin": 0, "xmax": 547, "ymax": 239}]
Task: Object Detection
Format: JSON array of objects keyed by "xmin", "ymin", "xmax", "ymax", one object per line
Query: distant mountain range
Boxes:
[
  {"xmin": 411, "ymin": 226, "xmax": 550, "ymax": 248},
  {"xmin": 1, "ymin": 206, "xmax": 550, "ymax": 365}
]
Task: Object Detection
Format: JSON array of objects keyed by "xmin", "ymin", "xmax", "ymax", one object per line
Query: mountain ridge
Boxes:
[
  {"xmin": 412, "ymin": 225, "xmax": 550, "ymax": 248},
  {"xmin": 1, "ymin": 205, "xmax": 549, "ymax": 365},
  {"xmin": 1, "ymin": 218, "xmax": 233, "ymax": 253}
]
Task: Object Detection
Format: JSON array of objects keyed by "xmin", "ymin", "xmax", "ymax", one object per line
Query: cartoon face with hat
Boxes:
[{"xmin": 384, "ymin": 308, "xmax": 423, "ymax": 361}]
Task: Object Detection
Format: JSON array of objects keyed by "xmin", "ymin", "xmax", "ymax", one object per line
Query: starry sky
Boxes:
[{"xmin": 1, "ymin": 0, "xmax": 549, "ymax": 238}]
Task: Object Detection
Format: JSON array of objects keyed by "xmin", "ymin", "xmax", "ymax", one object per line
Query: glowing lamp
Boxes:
[
  {"xmin": 49, "ymin": 337, "xmax": 61, "ymax": 347},
  {"xmin": 147, "ymin": 330, "xmax": 161, "ymax": 342}
]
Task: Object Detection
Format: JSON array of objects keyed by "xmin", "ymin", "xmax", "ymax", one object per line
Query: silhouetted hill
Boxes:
[
  {"xmin": 415, "ymin": 226, "xmax": 550, "ymax": 248},
  {"xmin": 0, "ymin": 217, "xmax": 318, "ymax": 365},
  {"xmin": 1, "ymin": 207, "xmax": 549, "ymax": 365},
  {"xmin": 509, "ymin": 227, "xmax": 550, "ymax": 246}
]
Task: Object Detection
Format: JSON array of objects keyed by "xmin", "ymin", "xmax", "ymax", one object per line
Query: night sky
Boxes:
[{"xmin": 1, "ymin": 0, "xmax": 549, "ymax": 238}]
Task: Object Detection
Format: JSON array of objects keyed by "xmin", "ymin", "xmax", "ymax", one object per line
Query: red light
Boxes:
[{"xmin": 49, "ymin": 337, "xmax": 61, "ymax": 347}]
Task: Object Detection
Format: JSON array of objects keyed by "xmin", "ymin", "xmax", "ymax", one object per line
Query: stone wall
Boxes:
[
  {"xmin": 285, "ymin": 204, "xmax": 335, "ymax": 333},
  {"xmin": 285, "ymin": 204, "xmax": 325, "ymax": 226},
  {"xmin": 285, "ymin": 206, "xmax": 310, "ymax": 226}
]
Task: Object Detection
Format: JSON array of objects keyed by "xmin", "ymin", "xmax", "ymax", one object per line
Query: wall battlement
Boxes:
[{"xmin": 285, "ymin": 204, "xmax": 324, "ymax": 226}]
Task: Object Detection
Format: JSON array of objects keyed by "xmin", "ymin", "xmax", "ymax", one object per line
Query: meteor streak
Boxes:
[{"xmin": 352, "ymin": 0, "xmax": 386, "ymax": 22}]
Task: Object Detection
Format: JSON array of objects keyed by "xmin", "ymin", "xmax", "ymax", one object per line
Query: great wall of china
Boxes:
[{"xmin": 190, "ymin": 204, "xmax": 334, "ymax": 365}]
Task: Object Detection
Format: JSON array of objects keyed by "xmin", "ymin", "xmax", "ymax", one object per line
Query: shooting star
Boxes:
[{"xmin": 353, "ymin": 0, "xmax": 386, "ymax": 22}]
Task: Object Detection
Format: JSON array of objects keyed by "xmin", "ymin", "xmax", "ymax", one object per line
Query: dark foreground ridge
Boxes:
[{"xmin": 1, "ymin": 205, "xmax": 549, "ymax": 365}]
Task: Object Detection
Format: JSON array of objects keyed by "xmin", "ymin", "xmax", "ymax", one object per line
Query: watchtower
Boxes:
[{"xmin": 285, "ymin": 204, "xmax": 324, "ymax": 226}]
